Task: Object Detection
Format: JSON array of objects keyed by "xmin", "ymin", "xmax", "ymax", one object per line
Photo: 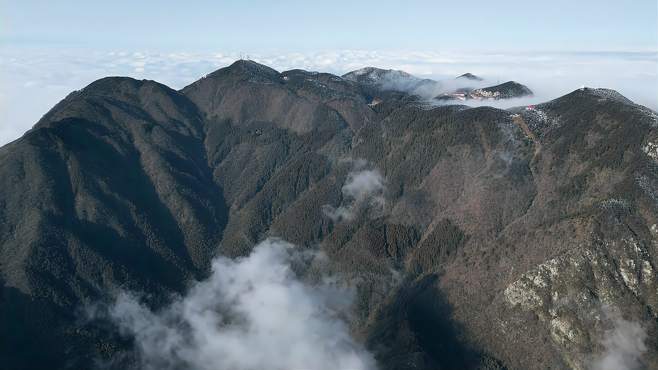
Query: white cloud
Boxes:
[
  {"xmin": 592, "ymin": 307, "xmax": 648, "ymax": 370},
  {"xmin": 323, "ymin": 159, "xmax": 385, "ymax": 222},
  {"xmin": 1, "ymin": 48, "xmax": 656, "ymax": 146},
  {"xmin": 342, "ymin": 169, "xmax": 385, "ymax": 203},
  {"xmin": 105, "ymin": 238, "xmax": 377, "ymax": 370}
]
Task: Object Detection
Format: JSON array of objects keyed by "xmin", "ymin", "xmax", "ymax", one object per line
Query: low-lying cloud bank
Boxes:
[
  {"xmin": 104, "ymin": 238, "xmax": 377, "ymax": 370},
  {"xmin": 1, "ymin": 48, "xmax": 656, "ymax": 146},
  {"xmin": 323, "ymin": 159, "xmax": 386, "ymax": 222}
]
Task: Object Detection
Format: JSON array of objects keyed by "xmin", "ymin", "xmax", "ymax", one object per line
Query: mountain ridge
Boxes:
[{"xmin": 1, "ymin": 59, "xmax": 657, "ymax": 370}]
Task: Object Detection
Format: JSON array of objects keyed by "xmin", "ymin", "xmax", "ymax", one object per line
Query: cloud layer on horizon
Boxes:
[{"xmin": 1, "ymin": 48, "xmax": 656, "ymax": 146}]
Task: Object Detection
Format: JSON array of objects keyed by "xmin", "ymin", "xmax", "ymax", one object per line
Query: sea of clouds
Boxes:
[{"xmin": 0, "ymin": 48, "xmax": 656, "ymax": 146}]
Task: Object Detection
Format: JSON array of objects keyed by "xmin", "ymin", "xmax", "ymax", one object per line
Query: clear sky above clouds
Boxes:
[{"xmin": 2, "ymin": 0, "xmax": 657, "ymax": 51}]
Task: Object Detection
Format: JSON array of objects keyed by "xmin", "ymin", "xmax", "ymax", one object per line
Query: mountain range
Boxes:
[
  {"xmin": 1, "ymin": 60, "xmax": 657, "ymax": 370},
  {"xmin": 341, "ymin": 67, "xmax": 533, "ymax": 102}
]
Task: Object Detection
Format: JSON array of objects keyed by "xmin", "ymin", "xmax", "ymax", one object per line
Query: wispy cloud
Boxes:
[
  {"xmin": 322, "ymin": 159, "xmax": 385, "ymax": 222},
  {"xmin": 100, "ymin": 238, "xmax": 376, "ymax": 370},
  {"xmin": 592, "ymin": 307, "xmax": 648, "ymax": 370},
  {"xmin": 1, "ymin": 48, "xmax": 656, "ymax": 146}
]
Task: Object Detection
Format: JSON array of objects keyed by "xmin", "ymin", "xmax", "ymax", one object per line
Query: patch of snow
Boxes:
[
  {"xmin": 588, "ymin": 88, "xmax": 634, "ymax": 105},
  {"xmin": 470, "ymin": 88, "xmax": 501, "ymax": 100}
]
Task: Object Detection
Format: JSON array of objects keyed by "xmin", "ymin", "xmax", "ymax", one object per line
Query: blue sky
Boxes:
[{"xmin": 2, "ymin": 0, "xmax": 657, "ymax": 51}]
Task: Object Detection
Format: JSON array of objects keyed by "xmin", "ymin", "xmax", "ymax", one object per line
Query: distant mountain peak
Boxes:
[
  {"xmin": 435, "ymin": 80, "xmax": 533, "ymax": 101},
  {"xmin": 81, "ymin": 76, "xmax": 161, "ymax": 95},
  {"xmin": 342, "ymin": 67, "xmax": 441, "ymax": 97},
  {"xmin": 577, "ymin": 87, "xmax": 635, "ymax": 105},
  {"xmin": 342, "ymin": 67, "xmax": 415, "ymax": 83},
  {"xmin": 206, "ymin": 59, "xmax": 280, "ymax": 81},
  {"xmin": 456, "ymin": 73, "xmax": 483, "ymax": 81},
  {"xmin": 469, "ymin": 81, "xmax": 533, "ymax": 99}
]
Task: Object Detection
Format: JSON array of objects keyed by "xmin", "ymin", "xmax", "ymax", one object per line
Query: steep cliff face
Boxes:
[{"xmin": 1, "ymin": 60, "xmax": 656, "ymax": 370}]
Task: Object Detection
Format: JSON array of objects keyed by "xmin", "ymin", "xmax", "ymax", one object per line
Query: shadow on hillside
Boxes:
[{"xmin": 366, "ymin": 274, "xmax": 505, "ymax": 370}]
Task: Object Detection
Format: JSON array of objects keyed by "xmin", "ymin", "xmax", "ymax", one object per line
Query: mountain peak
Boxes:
[
  {"xmin": 342, "ymin": 67, "xmax": 414, "ymax": 83},
  {"xmin": 206, "ymin": 59, "xmax": 280, "ymax": 81},
  {"xmin": 456, "ymin": 73, "xmax": 483, "ymax": 81},
  {"xmin": 541, "ymin": 87, "xmax": 636, "ymax": 109},
  {"xmin": 470, "ymin": 81, "xmax": 533, "ymax": 99},
  {"xmin": 81, "ymin": 76, "xmax": 162, "ymax": 96},
  {"xmin": 341, "ymin": 67, "xmax": 442, "ymax": 98},
  {"xmin": 575, "ymin": 87, "xmax": 635, "ymax": 105}
]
